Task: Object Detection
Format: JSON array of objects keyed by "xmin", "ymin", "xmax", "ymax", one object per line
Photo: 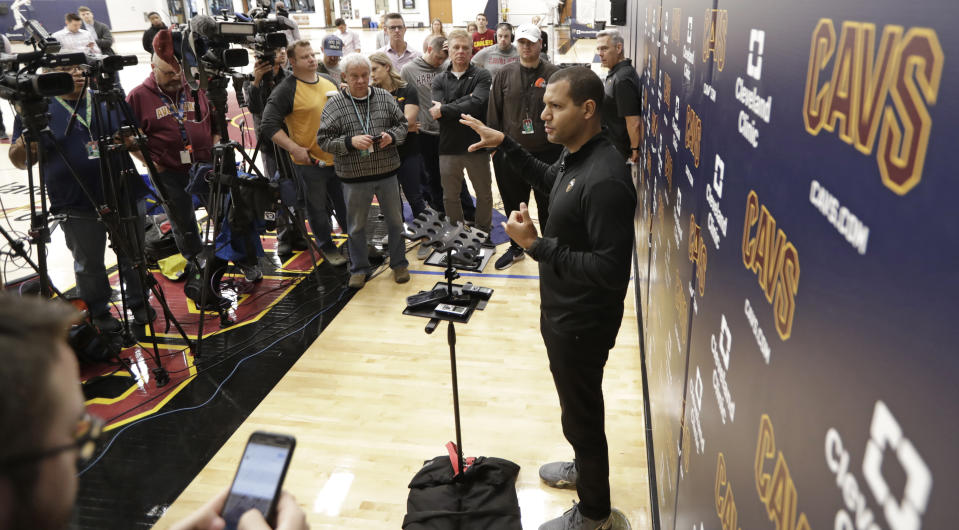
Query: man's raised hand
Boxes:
[{"xmin": 459, "ymin": 114, "xmax": 504, "ymax": 152}]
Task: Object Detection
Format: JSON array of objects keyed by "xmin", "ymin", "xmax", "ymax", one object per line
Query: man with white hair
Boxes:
[
  {"xmin": 317, "ymin": 53, "xmax": 410, "ymax": 289},
  {"xmin": 596, "ymin": 29, "xmax": 642, "ymax": 162}
]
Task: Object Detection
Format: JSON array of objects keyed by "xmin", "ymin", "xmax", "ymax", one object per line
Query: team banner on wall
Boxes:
[{"xmin": 635, "ymin": 0, "xmax": 958, "ymax": 529}]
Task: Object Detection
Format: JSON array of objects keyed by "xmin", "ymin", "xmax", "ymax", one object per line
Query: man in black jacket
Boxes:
[
  {"xmin": 430, "ymin": 29, "xmax": 493, "ymax": 242},
  {"xmin": 487, "ymin": 23, "xmax": 560, "ymax": 270},
  {"xmin": 142, "ymin": 12, "xmax": 166, "ymax": 55},
  {"xmin": 78, "ymin": 6, "xmax": 114, "ymax": 55},
  {"xmin": 461, "ymin": 65, "xmax": 635, "ymax": 530}
]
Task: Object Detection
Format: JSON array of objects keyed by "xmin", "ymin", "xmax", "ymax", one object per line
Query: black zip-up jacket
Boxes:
[
  {"xmin": 431, "ymin": 63, "xmax": 491, "ymax": 154},
  {"xmin": 499, "ymin": 132, "xmax": 636, "ymax": 342}
]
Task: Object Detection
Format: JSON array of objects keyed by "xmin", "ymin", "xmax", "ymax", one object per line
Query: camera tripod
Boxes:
[{"xmin": 192, "ymin": 74, "xmax": 327, "ymax": 358}]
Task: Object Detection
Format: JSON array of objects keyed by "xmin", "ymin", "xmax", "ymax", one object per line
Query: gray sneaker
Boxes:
[
  {"xmin": 539, "ymin": 503, "xmax": 611, "ymax": 530},
  {"xmin": 323, "ymin": 247, "xmax": 347, "ymax": 266},
  {"xmin": 539, "ymin": 460, "xmax": 578, "ymax": 489}
]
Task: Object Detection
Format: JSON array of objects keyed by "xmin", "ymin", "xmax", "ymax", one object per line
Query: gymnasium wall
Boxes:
[{"xmin": 627, "ymin": 0, "xmax": 958, "ymax": 529}]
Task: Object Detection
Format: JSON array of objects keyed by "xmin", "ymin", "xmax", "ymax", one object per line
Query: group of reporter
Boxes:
[{"xmin": 3, "ymin": 14, "xmax": 643, "ymax": 529}]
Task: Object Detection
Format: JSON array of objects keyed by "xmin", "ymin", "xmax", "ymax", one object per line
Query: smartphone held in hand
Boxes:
[{"xmin": 221, "ymin": 431, "xmax": 296, "ymax": 530}]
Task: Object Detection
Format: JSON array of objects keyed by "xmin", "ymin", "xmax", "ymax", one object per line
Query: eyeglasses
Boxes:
[
  {"xmin": 0, "ymin": 412, "xmax": 104, "ymax": 471},
  {"xmin": 386, "ymin": 25, "xmax": 405, "ymax": 32}
]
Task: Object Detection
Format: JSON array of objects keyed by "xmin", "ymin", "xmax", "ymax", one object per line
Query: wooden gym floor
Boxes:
[{"xmin": 155, "ymin": 247, "xmax": 652, "ymax": 529}]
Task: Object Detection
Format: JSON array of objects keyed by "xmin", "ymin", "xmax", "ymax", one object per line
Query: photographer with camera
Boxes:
[
  {"xmin": 7, "ymin": 65, "xmax": 153, "ymax": 332},
  {"xmin": 261, "ymin": 40, "xmax": 348, "ymax": 267},
  {"xmin": 126, "ymin": 30, "xmax": 230, "ymax": 309},
  {"xmin": 243, "ymin": 47, "xmax": 311, "ymax": 257}
]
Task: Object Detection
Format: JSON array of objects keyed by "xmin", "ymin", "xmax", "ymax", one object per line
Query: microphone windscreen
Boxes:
[{"xmin": 189, "ymin": 14, "xmax": 217, "ymax": 39}]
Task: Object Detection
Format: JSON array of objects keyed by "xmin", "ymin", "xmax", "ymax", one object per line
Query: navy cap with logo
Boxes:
[{"xmin": 322, "ymin": 35, "xmax": 344, "ymax": 56}]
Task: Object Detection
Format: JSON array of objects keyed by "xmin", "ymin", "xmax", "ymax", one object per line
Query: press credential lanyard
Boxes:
[
  {"xmin": 157, "ymin": 89, "xmax": 193, "ymax": 164},
  {"xmin": 55, "ymin": 93, "xmax": 98, "ymax": 159},
  {"xmin": 348, "ymin": 90, "xmax": 374, "ymax": 155}
]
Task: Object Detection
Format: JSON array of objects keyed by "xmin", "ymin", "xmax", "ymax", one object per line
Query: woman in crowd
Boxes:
[
  {"xmin": 422, "ymin": 18, "xmax": 446, "ymax": 52},
  {"xmin": 369, "ymin": 52, "xmax": 427, "ymax": 219}
]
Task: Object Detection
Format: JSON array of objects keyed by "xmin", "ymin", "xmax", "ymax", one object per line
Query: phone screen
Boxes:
[{"xmin": 222, "ymin": 439, "xmax": 293, "ymax": 529}]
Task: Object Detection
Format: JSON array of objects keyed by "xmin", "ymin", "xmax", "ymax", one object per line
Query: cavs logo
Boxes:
[
  {"xmin": 802, "ymin": 19, "xmax": 944, "ymax": 195},
  {"xmin": 685, "ymin": 105, "xmax": 702, "ymax": 167},
  {"xmin": 664, "ymin": 72, "xmax": 672, "ymax": 110},
  {"xmin": 672, "ymin": 8, "xmax": 682, "ymax": 45},
  {"xmin": 702, "ymin": 9, "xmax": 728, "ymax": 71},
  {"xmin": 742, "ymin": 191, "xmax": 800, "ymax": 341},
  {"xmin": 566, "ymin": 178, "xmax": 576, "ymax": 192}
]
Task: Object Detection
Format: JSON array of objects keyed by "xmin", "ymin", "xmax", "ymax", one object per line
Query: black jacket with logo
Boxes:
[
  {"xmin": 431, "ymin": 63, "xmax": 491, "ymax": 155},
  {"xmin": 499, "ymin": 132, "xmax": 636, "ymax": 342}
]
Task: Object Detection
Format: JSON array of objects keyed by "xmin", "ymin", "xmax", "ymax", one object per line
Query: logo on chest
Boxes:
[
  {"xmin": 565, "ymin": 178, "xmax": 576, "ymax": 193},
  {"xmin": 155, "ymin": 100, "xmax": 195, "ymax": 120}
]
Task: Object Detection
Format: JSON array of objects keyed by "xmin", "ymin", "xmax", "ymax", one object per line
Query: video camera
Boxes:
[
  {"xmin": 0, "ymin": 17, "xmax": 139, "ymax": 106},
  {"xmin": 177, "ymin": 3, "xmax": 292, "ymax": 90}
]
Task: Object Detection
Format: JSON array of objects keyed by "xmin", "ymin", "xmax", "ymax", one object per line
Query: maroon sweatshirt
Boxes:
[{"xmin": 126, "ymin": 73, "xmax": 215, "ymax": 173}]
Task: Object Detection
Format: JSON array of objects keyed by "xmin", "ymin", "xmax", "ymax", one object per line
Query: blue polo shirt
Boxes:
[{"xmin": 12, "ymin": 92, "xmax": 146, "ymax": 213}]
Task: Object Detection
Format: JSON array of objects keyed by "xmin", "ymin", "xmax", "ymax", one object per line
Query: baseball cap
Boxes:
[
  {"xmin": 322, "ymin": 34, "xmax": 344, "ymax": 56},
  {"xmin": 516, "ymin": 23, "xmax": 541, "ymax": 43}
]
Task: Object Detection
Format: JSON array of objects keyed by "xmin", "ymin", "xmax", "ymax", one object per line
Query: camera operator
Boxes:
[
  {"xmin": 261, "ymin": 40, "xmax": 348, "ymax": 267},
  {"xmin": 243, "ymin": 46, "xmax": 310, "ymax": 257},
  {"xmin": 8, "ymin": 65, "xmax": 153, "ymax": 332},
  {"xmin": 126, "ymin": 30, "xmax": 230, "ymax": 309}
]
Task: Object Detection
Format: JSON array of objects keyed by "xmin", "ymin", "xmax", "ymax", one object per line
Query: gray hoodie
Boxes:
[
  {"xmin": 401, "ymin": 56, "xmax": 444, "ymax": 136},
  {"xmin": 472, "ymin": 44, "xmax": 520, "ymax": 79}
]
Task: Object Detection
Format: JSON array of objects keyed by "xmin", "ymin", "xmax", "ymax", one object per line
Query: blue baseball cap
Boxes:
[{"xmin": 322, "ymin": 34, "xmax": 344, "ymax": 56}]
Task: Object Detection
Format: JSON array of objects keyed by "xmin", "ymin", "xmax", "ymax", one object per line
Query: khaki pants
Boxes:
[{"xmin": 439, "ymin": 151, "xmax": 492, "ymax": 231}]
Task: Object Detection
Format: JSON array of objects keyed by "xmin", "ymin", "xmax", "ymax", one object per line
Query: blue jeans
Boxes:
[
  {"xmin": 292, "ymin": 163, "xmax": 345, "ymax": 253},
  {"xmin": 60, "ymin": 205, "xmax": 147, "ymax": 318},
  {"xmin": 342, "ymin": 176, "xmax": 409, "ymax": 276}
]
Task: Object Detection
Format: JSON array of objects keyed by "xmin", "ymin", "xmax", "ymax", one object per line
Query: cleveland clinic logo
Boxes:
[
  {"xmin": 825, "ymin": 401, "xmax": 932, "ymax": 530},
  {"xmin": 747, "ymin": 29, "xmax": 764, "ymax": 80}
]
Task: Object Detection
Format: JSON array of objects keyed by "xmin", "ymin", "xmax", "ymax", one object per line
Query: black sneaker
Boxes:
[
  {"xmin": 480, "ymin": 235, "xmax": 495, "ymax": 249},
  {"xmin": 132, "ymin": 305, "xmax": 157, "ymax": 325},
  {"xmin": 494, "ymin": 245, "xmax": 525, "ymax": 270}
]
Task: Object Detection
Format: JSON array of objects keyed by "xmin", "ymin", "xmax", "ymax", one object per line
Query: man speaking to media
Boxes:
[{"xmin": 460, "ymin": 66, "xmax": 635, "ymax": 530}]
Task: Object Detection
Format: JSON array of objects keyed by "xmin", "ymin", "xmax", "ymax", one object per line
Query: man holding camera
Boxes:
[
  {"xmin": 8, "ymin": 65, "xmax": 152, "ymax": 331},
  {"xmin": 126, "ymin": 30, "xmax": 231, "ymax": 308},
  {"xmin": 317, "ymin": 53, "xmax": 409, "ymax": 289},
  {"xmin": 261, "ymin": 40, "xmax": 348, "ymax": 267}
]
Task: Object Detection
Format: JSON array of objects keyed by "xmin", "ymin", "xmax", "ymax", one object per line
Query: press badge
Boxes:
[
  {"xmin": 179, "ymin": 149, "xmax": 192, "ymax": 164},
  {"xmin": 521, "ymin": 118, "xmax": 534, "ymax": 135},
  {"xmin": 85, "ymin": 141, "xmax": 100, "ymax": 159}
]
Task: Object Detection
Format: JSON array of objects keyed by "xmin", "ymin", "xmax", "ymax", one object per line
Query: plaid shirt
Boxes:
[
  {"xmin": 52, "ymin": 27, "xmax": 100, "ymax": 54},
  {"xmin": 317, "ymin": 87, "xmax": 407, "ymax": 181}
]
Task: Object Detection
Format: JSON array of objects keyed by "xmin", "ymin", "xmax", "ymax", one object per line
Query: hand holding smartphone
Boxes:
[{"xmin": 221, "ymin": 432, "xmax": 296, "ymax": 530}]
